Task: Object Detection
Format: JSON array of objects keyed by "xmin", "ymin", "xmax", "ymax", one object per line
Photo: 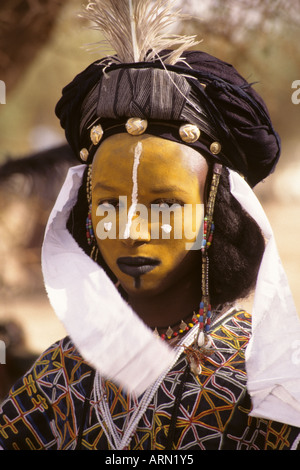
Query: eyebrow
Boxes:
[
  {"xmin": 93, "ymin": 181, "xmax": 190, "ymax": 196},
  {"xmin": 93, "ymin": 182, "xmax": 119, "ymax": 192},
  {"xmin": 150, "ymin": 185, "xmax": 189, "ymax": 196}
]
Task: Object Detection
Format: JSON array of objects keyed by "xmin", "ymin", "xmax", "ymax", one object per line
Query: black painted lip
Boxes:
[{"xmin": 117, "ymin": 257, "xmax": 161, "ymax": 277}]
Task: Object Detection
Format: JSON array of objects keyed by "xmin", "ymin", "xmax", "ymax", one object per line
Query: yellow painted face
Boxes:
[{"xmin": 91, "ymin": 133, "xmax": 208, "ymax": 297}]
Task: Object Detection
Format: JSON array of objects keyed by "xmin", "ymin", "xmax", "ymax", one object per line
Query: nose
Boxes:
[{"xmin": 121, "ymin": 213, "xmax": 151, "ymax": 247}]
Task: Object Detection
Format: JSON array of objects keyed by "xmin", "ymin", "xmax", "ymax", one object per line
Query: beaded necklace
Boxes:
[{"xmin": 153, "ymin": 306, "xmax": 211, "ymax": 341}]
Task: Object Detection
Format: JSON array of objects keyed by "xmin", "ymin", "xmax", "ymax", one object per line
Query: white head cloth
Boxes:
[
  {"xmin": 42, "ymin": 165, "xmax": 300, "ymax": 426},
  {"xmin": 229, "ymin": 170, "xmax": 300, "ymax": 427}
]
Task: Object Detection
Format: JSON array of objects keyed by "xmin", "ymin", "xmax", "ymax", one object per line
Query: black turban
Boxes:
[{"xmin": 55, "ymin": 50, "xmax": 280, "ymax": 187}]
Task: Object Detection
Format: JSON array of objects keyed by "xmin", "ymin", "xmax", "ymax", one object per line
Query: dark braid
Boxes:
[{"xmin": 209, "ymin": 167, "xmax": 265, "ymax": 307}]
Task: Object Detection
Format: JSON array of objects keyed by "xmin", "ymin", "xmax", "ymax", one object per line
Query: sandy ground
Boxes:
[{"xmin": 0, "ymin": 200, "xmax": 299, "ymax": 357}]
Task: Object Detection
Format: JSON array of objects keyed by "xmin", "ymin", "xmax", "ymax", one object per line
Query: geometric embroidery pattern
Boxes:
[{"xmin": 0, "ymin": 310, "xmax": 299, "ymax": 450}]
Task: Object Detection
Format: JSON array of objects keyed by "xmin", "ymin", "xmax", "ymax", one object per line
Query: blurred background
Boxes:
[{"xmin": 0, "ymin": 0, "xmax": 299, "ymax": 399}]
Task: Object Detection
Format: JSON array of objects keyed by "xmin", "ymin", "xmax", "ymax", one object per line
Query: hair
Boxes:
[
  {"xmin": 66, "ymin": 164, "xmax": 265, "ymax": 309},
  {"xmin": 207, "ymin": 167, "xmax": 265, "ymax": 307}
]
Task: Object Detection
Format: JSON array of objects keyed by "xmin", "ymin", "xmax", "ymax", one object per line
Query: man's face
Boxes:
[{"xmin": 91, "ymin": 133, "xmax": 208, "ymax": 297}]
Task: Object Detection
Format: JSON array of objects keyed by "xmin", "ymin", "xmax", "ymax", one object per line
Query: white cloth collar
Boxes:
[
  {"xmin": 42, "ymin": 165, "xmax": 300, "ymax": 427},
  {"xmin": 229, "ymin": 171, "xmax": 300, "ymax": 427}
]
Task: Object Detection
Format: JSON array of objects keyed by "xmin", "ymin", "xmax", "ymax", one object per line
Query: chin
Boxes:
[{"xmin": 120, "ymin": 275, "xmax": 172, "ymax": 298}]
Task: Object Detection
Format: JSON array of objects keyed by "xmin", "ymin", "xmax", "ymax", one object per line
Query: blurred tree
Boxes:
[
  {"xmin": 181, "ymin": 0, "xmax": 300, "ymax": 36},
  {"xmin": 178, "ymin": 0, "xmax": 300, "ymax": 139},
  {"xmin": 0, "ymin": 0, "xmax": 299, "ymax": 154},
  {"xmin": 0, "ymin": 0, "xmax": 67, "ymax": 93},
  {"xmin": 1, "ymin": 0, "xmax": 299, "ymax": 94},
  {"xmin": 179, "ymin": 0, "xmax": 300, "ymax": 74}
]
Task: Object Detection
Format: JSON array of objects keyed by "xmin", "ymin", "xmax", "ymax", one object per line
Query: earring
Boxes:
[
  {"xmin": 85, "ymin": 165, "xmax": 98, "ymax": 260},
  {"xmin": 90, "ymin": 245, "xmax": 99, "ymax": 262},
  {"xmin": 185, "ymin": 163, "xmax": 222, "ymax": 375},
  {"xmin": 199, "ymin": 163, "xmax": 222, "ymax": 337},
  {"xmin": 86, "ymin": 164, "xmax": 92, "ymax": 205},
  {"xmin": 86, "ymin": 204, "xmax": 95, "ymax": 246}
]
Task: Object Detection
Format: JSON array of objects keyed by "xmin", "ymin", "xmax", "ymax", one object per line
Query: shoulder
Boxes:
[
  {"xmin": 32, "ymin": 335, "xmax": 85, "ymax": 374},
  {"xmin": 194, "ymin": 309, "xmax": 251, "ymax": 419},
  {"xmin": 1, "ymin": 336, "xmax": 93, "ymax": 410},
  {"xmin": 210, "ymin": 308, "xmax": 252, "ymax": 358},
  {"xmin": 29, "ymin": 336, "xmax": 93, "ymax": 399},
  {"xmin": 213, "ymin": 307, "xmax": 252, "ymax": 331},
  {"xmin": 0, "ymin": 337, "xmax": 94, "ymax": 450}
]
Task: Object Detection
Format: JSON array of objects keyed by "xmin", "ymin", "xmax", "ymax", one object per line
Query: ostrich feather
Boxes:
[{"xmin": 81, "ymin": 0, "xmax": 200, "ymax": 65}]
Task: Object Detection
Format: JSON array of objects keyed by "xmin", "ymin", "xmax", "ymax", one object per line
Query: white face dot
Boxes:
[
  {"xmin": 104, "ymin": 222, "xmax": 113, "ymax": 232},
  {"xmin": 161, "ymin": 224, "xmax": 172, "ymax": 234}
]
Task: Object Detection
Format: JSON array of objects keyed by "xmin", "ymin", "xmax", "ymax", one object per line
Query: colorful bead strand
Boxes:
[{"xmin": 86, "ymin": 204, "xmax": 95, "ymax": 246}]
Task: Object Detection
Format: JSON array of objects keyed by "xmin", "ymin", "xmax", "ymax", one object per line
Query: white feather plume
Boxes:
[{"xmin": 81, "ymin": 0, "xmax": 200, "ymax": 65}]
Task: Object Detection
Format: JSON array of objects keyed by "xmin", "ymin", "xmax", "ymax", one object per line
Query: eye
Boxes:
[
  {"xmin": 157, "ymin": 201, "xmax": 169, "ymax": 209},
  {"xmin": 97, "ymin": 198, "xmax": 120, "ymax": 209},
  {"xmin": 152, "ymin": 198, "xmax": 184, "ymax": 208}
]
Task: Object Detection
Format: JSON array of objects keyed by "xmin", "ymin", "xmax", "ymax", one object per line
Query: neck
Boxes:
[{"xmin": 127, "ymin": 273, "xmax": 201, "ymax": 330}]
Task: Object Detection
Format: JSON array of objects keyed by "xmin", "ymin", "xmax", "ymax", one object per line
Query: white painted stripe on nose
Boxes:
[{"xmin": 123, "ymin": 141, "xmax": 143, "ymax": 239}]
